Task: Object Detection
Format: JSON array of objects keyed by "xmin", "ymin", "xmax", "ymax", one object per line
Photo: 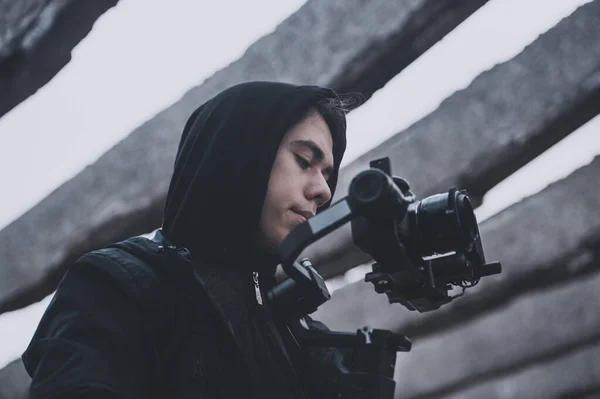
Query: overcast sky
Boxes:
[{"xmin": 0, "ymin": 0, "xmax": 598, "ymax": 369}]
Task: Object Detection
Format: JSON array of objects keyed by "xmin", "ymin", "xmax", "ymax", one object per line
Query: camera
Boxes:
[
  {"xmin": 270, "ymin": 156, "xmax": 501, "ymax": 316},
  {"xmin": 350, "ymin": 157, "xmax": 501, "ymax": 312}
]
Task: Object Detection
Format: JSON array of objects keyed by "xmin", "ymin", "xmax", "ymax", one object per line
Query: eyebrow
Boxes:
[{"xmin": 291, "ymin": 139, "xmax": 334, "ymax": 175}]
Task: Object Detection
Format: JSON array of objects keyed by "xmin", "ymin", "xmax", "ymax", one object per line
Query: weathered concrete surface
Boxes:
[
  {"xmin": 439, "ymin": 339, "xmax": 600, "ymax": 399},
  {"xmin": 389, "ymin": 271, "xmax": 600, "ymax": 398},
  {"xmin": 0, "ymin": 0, "xmax": 119, "ymax": 119},
  {"xmin": 314, "ymin": 155, "xmax": 600, "ymax": 338},
  {"xmin": 0, "ymin": 359, "xmax": 28, "ymax": 399},
  {"xmin": 0, "ymin": 0, "xmax": 490, "ymax": 315},
  {"xmin": 304, "ymin": 0, "xmax": 600, "ymax": 279}
]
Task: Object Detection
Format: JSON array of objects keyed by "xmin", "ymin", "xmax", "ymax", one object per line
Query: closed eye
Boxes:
[{"xmin": 295, "ymin": 155, "xmax": 311, "ymax": 170}]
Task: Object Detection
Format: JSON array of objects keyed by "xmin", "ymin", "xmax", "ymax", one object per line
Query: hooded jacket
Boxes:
[
  {"xmin": 22, "ymin": 81, "xmax": 350, "ymax": 399},
  {"xmin": 162, "ymin": 81, "xmax": 346, "ymax": 267}
]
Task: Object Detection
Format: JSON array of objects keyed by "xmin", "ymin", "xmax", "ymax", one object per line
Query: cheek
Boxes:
[
  {"xmin": 260, "ymin": 153, "xmax": 308, "ymax": 244},
  {"xmin": 261, "ymin": 177, "xmax": 291, "ymax": 235},
  {"xmin": 267, "ymin": 162, "xmax": 296, "ymax": 210},
  {"xmin": 264, "ymin": 190, "xmax": 300, "ymax": 241},
  {"xmin": 265, "ymin": 184, "xmax": 293, "ymax": 224}
]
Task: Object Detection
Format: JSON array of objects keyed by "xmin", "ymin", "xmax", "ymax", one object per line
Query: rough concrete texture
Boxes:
[
  {"xmin": 0, "ymin": 0, "xmax": 119, "ymax": 118},
  {"xmin": 314, "ymin": 155, "xmax": 600, "ymax": 338},
  {"xmin": 0, "ymin": 0, "xmax": 489, "ymax": 315},
  {"xmin": 0, "ymin": 359, "xmax": 28, "ymax": 399},
  {"xmin": 389, "ymin": 271, "xmax": 600, "ymax": 398},
  {"xmin": 305, "ymin": 0, "xmax": 600, "ymax": 279},
  {"xmin": 438, "ymin": 340, "xmax": 600, "ymax": 399}
]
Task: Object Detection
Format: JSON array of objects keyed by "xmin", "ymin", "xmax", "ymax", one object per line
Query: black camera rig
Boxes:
[{"xmin": 267, "ymin": 157, "xmax": 501, "ymax": 398}]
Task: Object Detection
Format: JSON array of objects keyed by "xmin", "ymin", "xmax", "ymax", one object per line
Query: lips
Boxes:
[
  {"xmin": 292, "ymin": 213, "xmax": 307, "ymax": 223},
  {"xmin": 291, "ymin": 208, "xmax": 314, "ymax": 222}
]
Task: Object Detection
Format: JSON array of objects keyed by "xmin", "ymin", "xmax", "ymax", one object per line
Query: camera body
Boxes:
[{"xmin": 350, "ymin": 157, "xmax": 501, "ymax": 312}]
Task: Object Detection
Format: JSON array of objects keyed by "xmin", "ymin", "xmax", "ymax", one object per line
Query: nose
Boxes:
[{"xmin": 306, "ymin": 173, "xmax": 332, "ymax": 208}]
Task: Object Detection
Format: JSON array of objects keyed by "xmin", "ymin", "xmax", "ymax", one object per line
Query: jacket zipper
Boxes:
[{"xmin": 253, "ymin": 271, "xmax": 263, "ymax": 305}]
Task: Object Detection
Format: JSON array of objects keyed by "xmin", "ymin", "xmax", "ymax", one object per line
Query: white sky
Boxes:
[{"xmin": 0, "ymin": 0, "xmax": 598, "ymax": 370}]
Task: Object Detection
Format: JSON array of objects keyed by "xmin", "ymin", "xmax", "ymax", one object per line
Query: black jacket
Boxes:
[
  {"xmin": 22, "ymin": 82, "xmax": 350, "ymax": 398},
  {"xmin": 23, "ymin": 232, "xmax": 348, "ymax": 398}
]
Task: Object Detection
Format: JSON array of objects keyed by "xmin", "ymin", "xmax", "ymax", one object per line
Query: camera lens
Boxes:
[
  {"xmin": 455, "ymin": 193, "xmax": 478, "ymax": 246},
  {"xmin": 409, "ymin": 189, "xmax": 479, "ymax": 257},
  {"xmin": 350, "ymin": 170, "xmax": 385, "ymax": 204}
]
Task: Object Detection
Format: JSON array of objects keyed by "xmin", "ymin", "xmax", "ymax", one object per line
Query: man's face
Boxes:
[{"xmin": 257, "ymin": 109, "xmax": 335, "ymax": 254}]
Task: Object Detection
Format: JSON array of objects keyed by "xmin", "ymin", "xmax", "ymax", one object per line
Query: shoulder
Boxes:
[
  {"xmin": 78, "ymin": 237, "xmax": 167, "ymax": 285},
  {"xmin": 65, "ymin": 237, "xmax": 178, "ymax": 321}
]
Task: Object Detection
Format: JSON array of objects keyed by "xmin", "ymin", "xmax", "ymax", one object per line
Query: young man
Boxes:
[{"xmin": 23, "ymin": 81, "xmax": 353, "ymax": 398}]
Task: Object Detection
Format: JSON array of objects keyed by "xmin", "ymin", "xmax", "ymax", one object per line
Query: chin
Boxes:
[
  {"xmin": 273, "ymin": 228, "xmax": 291, "ymax": 247},
  {"xmin": 268, "ymin": 230, "xmax": 289, "ymax": 253},
  {"xmin": 262, "ymin": 225, "xmax": 296, "ymax": 255}
]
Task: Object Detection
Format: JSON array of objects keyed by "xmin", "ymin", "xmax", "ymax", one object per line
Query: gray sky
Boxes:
[{"xmin": 0, "ymin": 0, "xmax": 597, "ymax": 369}]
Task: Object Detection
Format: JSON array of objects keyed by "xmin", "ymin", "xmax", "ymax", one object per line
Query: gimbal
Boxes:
[{"xmin": 267, "ymin": 157, "xmax": 502, "ymax": 398}]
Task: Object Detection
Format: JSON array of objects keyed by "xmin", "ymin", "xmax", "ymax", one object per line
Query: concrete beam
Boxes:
[
  {"xmin": 0, "ymin": 0, "xmax": 489, "ymax": 314},
  {"xmin": 0, "ymin": 359, "xmax": 28, "ymax": 399},
  {"xmin": 305, "ymin": 0, "xmax": 600, "ymax": 279},
  {"xmin": 314, "ymin": 156, "xmax": 600, "ymax": 340},
  {"xmin": 390, "ymin": 270, "xmax": 600, "ymax": 398},
  {"xmin": 0, "ymin": 0, "xmax": 119, "ymax": 119},
  {"xmin": 439, "ymin": 340, "xmax": 600, "ymax": 399}
]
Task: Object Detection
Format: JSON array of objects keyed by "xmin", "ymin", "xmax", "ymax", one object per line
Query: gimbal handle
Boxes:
[{"xmin": 289, "ymin": 318, "xmax": 411, "ymax": 399}]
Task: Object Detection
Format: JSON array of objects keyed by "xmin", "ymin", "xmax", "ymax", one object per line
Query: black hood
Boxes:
[{"xmin": 161, "ymin": 81, "xmax": 347, "ymax": 270}]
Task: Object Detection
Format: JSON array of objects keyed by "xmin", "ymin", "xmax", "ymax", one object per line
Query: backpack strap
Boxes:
[{"xmin": 106, "ymin": 234, "xmax": 219, "ymax": 394}]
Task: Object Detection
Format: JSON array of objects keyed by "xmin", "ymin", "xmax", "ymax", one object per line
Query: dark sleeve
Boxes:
[{"xmin": 21, "ymin": 253, "xmax": 158, "ymax": 399}]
